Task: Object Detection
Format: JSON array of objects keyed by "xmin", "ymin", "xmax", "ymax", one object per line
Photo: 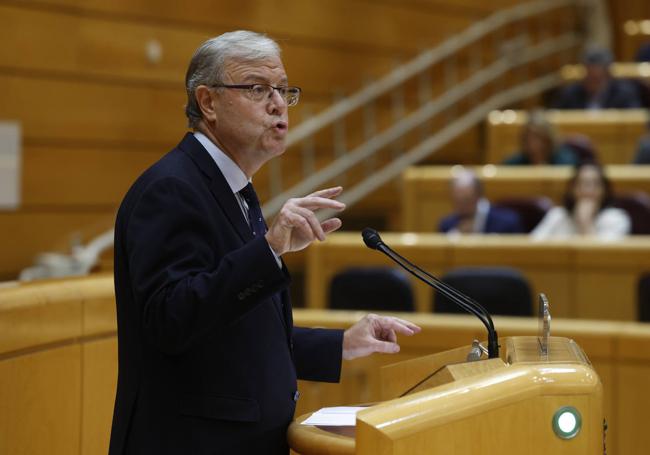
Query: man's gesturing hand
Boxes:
[
  {"xmin": 265, "ymin": 186, "xmax": 345, "ymax": 256},
  {"xmin": 342, "ymin": 314, "xmax": 421, "ymax": 360}
]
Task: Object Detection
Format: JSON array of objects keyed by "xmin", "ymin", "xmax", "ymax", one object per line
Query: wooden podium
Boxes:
[{"xmin": 288, "ymin": 336, "xmax": 603, "ymax": 454}]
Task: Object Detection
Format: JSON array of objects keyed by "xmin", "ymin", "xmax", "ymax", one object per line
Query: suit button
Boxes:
[{"xmin": 293, "ymin": 391, "xmax": 300, "ymax": 402}]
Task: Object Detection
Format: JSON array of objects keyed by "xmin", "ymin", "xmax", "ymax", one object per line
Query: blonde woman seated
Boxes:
[{"xmin": 531, "ymin": 162, "xmax": 631, "ymax": 240}]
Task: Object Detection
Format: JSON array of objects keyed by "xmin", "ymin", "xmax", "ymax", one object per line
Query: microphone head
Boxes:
[{"xmin": 362, "ymin": 228, "xmax": 384, "ymax": 250}]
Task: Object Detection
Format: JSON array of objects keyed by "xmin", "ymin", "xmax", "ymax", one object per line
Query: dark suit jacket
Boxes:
[
  {"xmin": 634, "ymin": 135, "xmax": 650, "ymax": 164},
  {"xmin": 109, "ymin": 133, "xmax": 343, "ymax": 455},
  {"xmin": 439, "ymin": 206, "xmax": 523, "ymax": 234},
  {"xmin": 552, "ymin": 79, "xmax": 641, "ymax": 109}
]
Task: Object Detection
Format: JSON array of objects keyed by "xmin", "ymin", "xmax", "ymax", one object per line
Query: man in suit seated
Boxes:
[
  {"xmin": 439, "ymin": 169, "xmax": 523, "ymax": 234},
  {"xmin": 552, "ymin": 47, "xmax": 641, "ymax": 110},
  {"xmin": 109, "ymin": 30, "xmax": 420, "ymax": 455}
]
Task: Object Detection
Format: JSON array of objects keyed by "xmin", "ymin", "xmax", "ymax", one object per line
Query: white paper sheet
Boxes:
[{"xmin": 301, "ymin": 406, "xmax": 367, "ymax": 426}]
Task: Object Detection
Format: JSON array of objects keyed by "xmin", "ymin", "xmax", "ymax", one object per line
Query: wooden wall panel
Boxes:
[
  {"xmin": 81, "ymin": 338, "xmax": 118, "ymax": 455},
  {"xmin": 0, "ymin": 210, "xmax": 115, "ymax": 279},
  {"xmin": 20, "ymin": 0, "xmax": 477, "ymax": 53},
  {"xmin": 0, "ymin": 346, "xmax": 82, "ymax": 455},
  {"xmin": 607, "ymin": 0, "xmax": 650, "ymax": 60},
  {"xmin": 0, "ymin": 4, "xmax": 402, "ymax": 96},
  {"xmin": 0, "ymin": 75, "xmax": 186, "ymax": 144},
  {"xmin": 22, "ymin": 145, "xmax": 163, "ymax": 206}
]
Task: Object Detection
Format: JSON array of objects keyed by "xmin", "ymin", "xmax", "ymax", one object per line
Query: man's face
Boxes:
[
  {"xmin": 583, "ymin": 64, "xmax": 609, "ymax": 96},
  {"xmin": 523, "ymin": 130, "xmax": 550, "ymax": 164},
  {"xmin": 210, "ymin": 55, "xmax": 289, "ymax": 174},
  {"xmin": 451, "ymin": 184, "xmax": 479, "ymax": 219}
]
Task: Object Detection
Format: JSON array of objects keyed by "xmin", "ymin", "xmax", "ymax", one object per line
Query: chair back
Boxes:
[
  {"xmin": 639, "ymin": 273, "xmax": 650, "ymax": 322},
  {"xmin": 329, "ymin": 267, "xmax": 415, "ymax": 312},
  {"xmin": 494, "ymin": 197, "xmax": 553, "ymax": 233},
  {"xmin": 433, "ymin": 266, "xmax": 533, "ymax": 316},
  {"xmin": 612, "ymin": 192, "xmax": 650, "ymax": 234}
]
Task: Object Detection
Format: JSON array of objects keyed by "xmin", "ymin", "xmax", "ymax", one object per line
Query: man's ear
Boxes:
[{"xmin": 195, "ymin": 85, "xmax": 217, "ymax": 123}]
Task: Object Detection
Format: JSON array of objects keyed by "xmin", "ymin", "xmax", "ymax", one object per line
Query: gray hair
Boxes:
[
  {"xmin": 451, "ymin": 168, "xmax": 483, "ymax": 196},
  {"xmin": 184, "ymin": 30, "xmax": 281, "ymax": 128}
]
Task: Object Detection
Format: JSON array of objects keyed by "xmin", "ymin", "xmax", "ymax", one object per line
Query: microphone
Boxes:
[{"xmin": 362, "ymin": 228, "xmax": 499, "ymax": 359}]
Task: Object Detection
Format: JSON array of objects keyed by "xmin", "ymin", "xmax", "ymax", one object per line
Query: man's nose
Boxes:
[{"xmin": 267, "ymin": 89, "xmax": 287, "ymax": 115}]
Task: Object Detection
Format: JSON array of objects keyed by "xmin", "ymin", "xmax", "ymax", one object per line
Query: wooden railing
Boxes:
[{"xmin": 263, "ymin": 0, "xmax": 584, "ymax": 217}]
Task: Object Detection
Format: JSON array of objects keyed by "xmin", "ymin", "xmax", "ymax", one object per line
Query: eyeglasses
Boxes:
[{"xmin": 211, "ymin": 83, "xmax": 301, "ymax": 107}]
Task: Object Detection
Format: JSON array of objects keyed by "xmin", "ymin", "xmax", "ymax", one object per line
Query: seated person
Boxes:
[
  {"xmin": 637, "ymin": 42, "xmax": 650, "ymax": 62},
  {"xmin": 531, "ymin": 161, "xmax": 631, "ymax": 240},
  {"xmin": 633, "ymin": 120, "xmax": 650, "ymax": 164},
  {"xmin": 552, "ymin": 47, "xmax": 641, "ymax": 110},
  {"xmin": 502, "ymin": 111, "xmax": 577, "ymax": 165},
  {"xmin": 633, "ymin": 135, "xmax": 650, "ymax": 164},
  {"xmin": 439, "ymin": 169, "xmax": 524, "ymax": 234}
]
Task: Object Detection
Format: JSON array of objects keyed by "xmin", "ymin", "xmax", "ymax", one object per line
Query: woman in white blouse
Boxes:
[{"xmin": 532, "ymin": 162, "xmax": 631, "ymax": 240}]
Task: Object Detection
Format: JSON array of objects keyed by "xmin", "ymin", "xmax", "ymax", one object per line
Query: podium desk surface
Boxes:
[{"xmin": 289, "ymin": 412, "xmax": 355, "ymax": 455}]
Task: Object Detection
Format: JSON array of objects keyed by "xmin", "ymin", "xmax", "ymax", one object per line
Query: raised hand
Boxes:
[
  {"xmin": 342, "ymin": 314, "xmax": 421, "ymax": 360},
  {"xmin": 265, "ymin": 186, "xmax": 345, "ymax": 256}
]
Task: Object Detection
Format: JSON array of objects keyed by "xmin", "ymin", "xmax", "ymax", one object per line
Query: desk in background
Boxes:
[
  {"xmin": 485, "ymin": 109, "xmax": 648, "ymax": 164},
  {"xmin": 306, "ymin": 233, "xmax": 650, "ymax": 320},
  {"xmin": 401, "ymin": 165, "xmax": 650, "ymax": 232}
]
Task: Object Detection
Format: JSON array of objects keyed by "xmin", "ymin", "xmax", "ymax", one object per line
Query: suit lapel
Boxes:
[
  {"xmin": 178, "ymin": 133, "xmax": 253, "ymax": 244},
  {"xmin": 179, "ymin": 133, "xmax": 292, "ymax": 342}
]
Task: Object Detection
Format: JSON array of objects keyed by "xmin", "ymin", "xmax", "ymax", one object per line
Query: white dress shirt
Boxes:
[{"xmin": 531, "ymin": 206, "xmax": 631, "ymax": 241}]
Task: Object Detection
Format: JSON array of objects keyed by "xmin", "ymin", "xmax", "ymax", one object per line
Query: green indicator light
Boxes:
[{"xmin": 552, "ymin": 406, "xmax": 582, "ymax": 440}]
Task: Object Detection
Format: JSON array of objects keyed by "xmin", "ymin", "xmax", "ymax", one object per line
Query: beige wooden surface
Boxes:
[
  {"xmin": 560, "ymin": 62, "xmax": 650, "ymax": 82},
  {"xmin": 306, "ymin": 232, "xmax": 650, "ymax": 320},
  {"xmin": 485, "ymin": 109, "xmax": 649, "ymax": 164},
  {"xmin": 356, "ymin": 338, "xmax": 601, "ymax": 455},
  {"xmin": 401, "ymin": 164, "xmax": 650, "ymax": 232},
  {"xmin": 291, "ymin": 337, "xmax": 602, "ymax": 455},
  {"xmin": 1, "ymin": 275, "xmax": 649, "ymax": 453}
]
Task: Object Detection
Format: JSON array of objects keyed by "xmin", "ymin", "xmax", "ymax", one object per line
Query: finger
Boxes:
[
  {"xmin": 293, "ymin": 196, "xmax": 345, "ymax": 212},
  {"xmin": 280, "ymin": 209, "xmax": 313, "ymax": 235},
  {"xmin": 381, "ymin": 329, "xmax": 397, "ymax": 344},
  {"xmin": 391, "ymin": 317, "xmax": 422, "ymax": 333},
  {"xmin": 370, "ymin": 339, "xmax": 400, "ymax": 354},
  {"xmin": 377, "ymin": 317, "xmax": 417, "ymax": 336},
  {"xmin": 321, "ymin": 218, "xmax": 342, "ymax": 235},
  {"xmin": 307, "ymin": 186, "xmax": 343, "ymax": 199},
  {"xmin": 292, "ymin": 206, "xmax": 326, "ymax": 241}
]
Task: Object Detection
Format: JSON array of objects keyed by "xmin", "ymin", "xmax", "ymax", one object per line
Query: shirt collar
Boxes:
[
  {"xmin": 193, "ymin": 131, "xmax": 250, "ymax": 194},
  {"xmin": 474, "ymin": 198, "xmax": 491, "ymax": 232}
]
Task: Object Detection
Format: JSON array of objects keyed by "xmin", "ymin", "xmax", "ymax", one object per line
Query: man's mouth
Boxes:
[{"xmin": 274, "ymin": 121, "xmax": 288, "ymax": 133}]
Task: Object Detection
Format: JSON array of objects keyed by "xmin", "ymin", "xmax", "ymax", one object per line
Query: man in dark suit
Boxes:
[
  {"xmin": 439, "ymin": 169, "xmax": 523, "ymax": 234},
  {"xmin": 552, "ymin": 47, "xmax": 641, "ymax": 110},
  {"xmin": 109, "ymin": 31, "xmax": 420, "ymax": 454}
]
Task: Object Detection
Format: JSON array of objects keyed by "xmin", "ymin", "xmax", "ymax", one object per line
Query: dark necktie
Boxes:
[
  {"xmin": 239, "ymin": 183, "xmax": 292, "ymax": 343},
  {"xmin": 239, "ymin": 183, "xmax": 266, "ymax": 238}
]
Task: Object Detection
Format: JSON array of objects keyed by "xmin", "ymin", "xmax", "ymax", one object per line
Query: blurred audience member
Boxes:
[
  {"xmin": 636, "ymin": 42, "xmax": 650, "ymax": 62},
  {"xmin": 502, "ymin": 111, "xmax": 577, "ymax": 165},
  {"xmin": 531, "ymin": 162, "xmax": 631, "ymax": 240},
  {"xmin": 633, "ymin": 135, "xmax": 650, "ymax": 164},
  {"xmin": 633, "ymin": 119, "xmax": 650, "ymax": 164},
  {"xmin": 562, "ymin": 134, "xmax": 598, "ymax": 163},
  {"xmin": 553, "ymin": 47, "xmax": 641, "ymax": 110},
  {"xmin": 439, "ymin": 169, "xmax": 523, "ymax": 234}
]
